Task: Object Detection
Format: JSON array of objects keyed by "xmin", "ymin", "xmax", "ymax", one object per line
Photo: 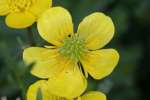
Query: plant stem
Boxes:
[{"xmin": 27, "ymin": 27, "xmax": 36, "ymax": 46}]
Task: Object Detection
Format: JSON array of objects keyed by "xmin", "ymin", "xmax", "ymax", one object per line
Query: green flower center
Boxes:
[
  {"xmin": 59, "ymin": 34, "xmax": 86, "ymax": 61},
  {"xmin": 8, "ymin": 0, "xmax": 34, "ymax": 12}
]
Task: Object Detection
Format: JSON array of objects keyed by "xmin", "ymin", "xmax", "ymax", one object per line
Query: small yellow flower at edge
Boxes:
[
  {"xmin": 27, "ymin": 80, "xmax": 106, "ymax": 100},
  {"xmin": 0, "ymin": 0, "xmax": 52, "ymax": 28},
  {"xmin": 23, "ymin": 7, "xmax": 119, "ymax": 98}
]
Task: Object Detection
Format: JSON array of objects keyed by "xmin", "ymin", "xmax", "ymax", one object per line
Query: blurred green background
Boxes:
[{"xmin": 0, "ymin": 0, "xmax": 150, "ymax": 100}]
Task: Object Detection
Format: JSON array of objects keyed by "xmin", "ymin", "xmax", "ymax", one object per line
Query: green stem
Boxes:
[{"xmin": 27, "ymin": 27, "xmax": 36, "ymax": 46}]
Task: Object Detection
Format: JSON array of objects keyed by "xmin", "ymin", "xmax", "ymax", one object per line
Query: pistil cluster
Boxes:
[{"xmin": 59, "ymin": 34, "xmax": 86, "ymax": 61}]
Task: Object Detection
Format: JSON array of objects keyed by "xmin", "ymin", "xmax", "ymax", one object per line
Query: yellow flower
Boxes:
[
  {"xmin": 23, "ymin": 7, "xmax": 119, "ymax": 98},
  {"xmin": 0, "ymin": 0, "xmax": 52, "ymax": 28},
  {"xmin": 27, "ymin": 80, "xmax": 106, "ymax": 100}
]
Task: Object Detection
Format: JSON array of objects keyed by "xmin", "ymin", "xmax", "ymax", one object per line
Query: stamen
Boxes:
[{"xmin": 8, "ymin": 0, "xmax": 34, "ymax": 12}]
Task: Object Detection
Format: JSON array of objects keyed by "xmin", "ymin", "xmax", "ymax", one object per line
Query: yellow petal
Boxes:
[
  {"xmin": 77, "ymin": 12, "xmax": 115, "ymax": 50},
  {"xmin": 29, "ymin": 0, "xmax": 52, "ymax": 17},
  {"xmin": 27, "ymin": 80, "xmax": 66, "ymax": 100},
  {"xmin": 23, "ymin": 47, "xmax": 68, "ymax": 79},
  {"xmin": 47, "ymin": 61, "xmax": 87, "ymax": 98},
  {"xmin": 81, "ymin": 49, "xmax": 119, "ymax": 80},
  {"xmin": 37, "ymin": 7, "xmax": 73, "ymax": 46},
  {"xmin": 81, "ymin": 91, "xmax": 106, "ymax": 100},
  {"xmin": 5, "ymin": 12, "xmax": 36, "ymax": 28},
  {"xmin": 0, "ymin": 0, "xmax": 10, "ymax": 15}
]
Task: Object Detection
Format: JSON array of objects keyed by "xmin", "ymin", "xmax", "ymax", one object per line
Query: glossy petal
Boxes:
[
  {"xmin": 47, "ymin": 62, "xmax": 87, "ymax": 98},
  {"xmin": 27, "ymin": 80, "xmax": 66, "ymax": 100},
  {"xmin": 81, "ymin": 91, "xmax": 106, "ymax": 100},
  {"xmin": 0, "ymin": 0, "xmax": 10, "ymax": 15},
  {"xmin": 78, "ymin": 12, "xmax": 115, "ymax": 50},
  {"xmin": 23, "ymin": 47, "xmax": 68, "ymax": 78},
  {"xmin": 5, "ymin": 12, "xmax": 36, "ymax": 28},
  {"xmin": 29, "ymin": 0, "xmax": 52, "ymax": 17},
  {"xmin": 38, "ymin": 7, "xmax": 73, "ymax": 46},
  {"xmin": 81, "ymin": 49, "xmax": 119, "ymax": 80},
  {"xmin": 27, "ymin": 80, "xmax": 50, "ymax": 100}
]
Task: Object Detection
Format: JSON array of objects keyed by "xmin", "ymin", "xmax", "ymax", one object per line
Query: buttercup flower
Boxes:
[
  {"xmin": 23, "ymin": 7, "xmax": 119, "ymax": 98},
  {"xmin": 0, "ymin": 0, "xmax": 52, "ymax": 28},
  {"xmin": 27, "ymin": 80, "xmax": 106, "ymax": 100}
]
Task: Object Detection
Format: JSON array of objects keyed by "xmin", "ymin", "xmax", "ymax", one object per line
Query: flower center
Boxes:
[
  {"xmin": 8, "ymin": 0, "xmax": 35, "ymax": 12},
  {"xmin": 59, "ymin": 34, "xmax": 86, "ymax": 61}
]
